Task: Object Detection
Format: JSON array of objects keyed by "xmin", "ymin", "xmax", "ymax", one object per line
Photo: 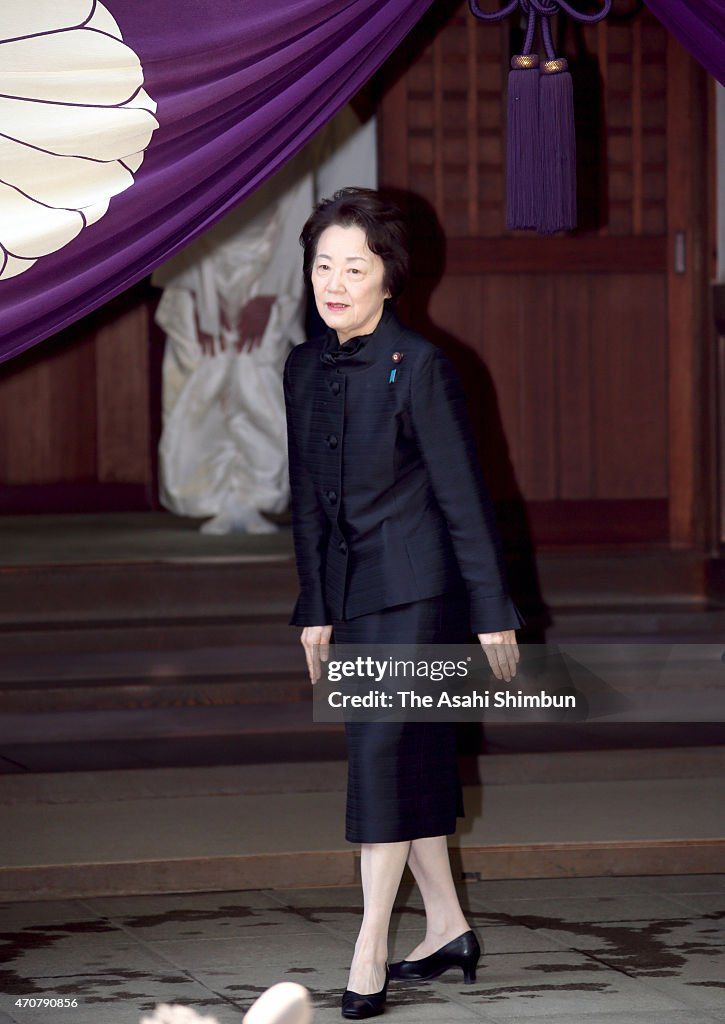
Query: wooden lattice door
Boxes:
[{"xmin": 378, "ymin": 0, "xmax": 710, "ymax": 548}]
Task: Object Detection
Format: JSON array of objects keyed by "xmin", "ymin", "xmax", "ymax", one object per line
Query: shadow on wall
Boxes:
[{"xmin": 380, "ymin": 187, "xmax": 550, "ymax": 647}]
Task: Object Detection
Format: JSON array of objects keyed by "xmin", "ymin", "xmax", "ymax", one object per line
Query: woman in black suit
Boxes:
[{"xmin": 284, "ymin": 188, "xmax": 522, "ymax": 1019}]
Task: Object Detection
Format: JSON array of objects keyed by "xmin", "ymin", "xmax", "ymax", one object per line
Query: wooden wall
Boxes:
[
  {"xmin": 378, "ymin": 0, "xmax": 710, "ymax": 546},
  {"xmin": 0, "ymin": 281, "xmax": 160, "ymax": 512}
]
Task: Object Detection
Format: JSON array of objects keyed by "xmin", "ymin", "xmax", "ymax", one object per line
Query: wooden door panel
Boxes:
[
  {"xmin": 516, "ymin": 276, "xmax": 557, "ymax": 502},
  {"xmin": 0, "ymin": 281, "xmax": 155, "ymax": 511},
  {"xmin": 0, "ymin": 330, "xmax": 97, "ymax": 484},
  {"xmin": 379, "ymin": 0, "xmax": 706, "ymax": 545},
  {"xmin": 590, "ymin": 275, "xmax": 667, "ymax": 498},
  {"xmin": 95, "ymin": 292, "xmax": 152, "ymax": 484},
  {"xmin": 555, "ymin": 275, "xmax": 593, "ymax": 499},
  {"xmin": 420, "ymin": 272, "xmax": 667, "ymax": 504}
]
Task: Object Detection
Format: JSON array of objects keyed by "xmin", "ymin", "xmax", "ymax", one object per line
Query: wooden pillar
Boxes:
[{"xmin": 666, "ymin": 36, "xmax": 709, "ymax": 546}]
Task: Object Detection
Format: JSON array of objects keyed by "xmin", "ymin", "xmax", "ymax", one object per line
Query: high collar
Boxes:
[{"xmin": 320, "ymin": 299, "xmax": 400, "ymax": 369}]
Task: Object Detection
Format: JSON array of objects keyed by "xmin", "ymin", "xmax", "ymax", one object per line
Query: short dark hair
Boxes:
[{"xmin": 300, "ymin": 187, "xmax": 410, "ymax": 300}]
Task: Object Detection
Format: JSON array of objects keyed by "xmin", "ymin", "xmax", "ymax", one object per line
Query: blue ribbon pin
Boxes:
[{"xmin": 389, "ymin": 368, "xmax": 397, "ymax": 383}]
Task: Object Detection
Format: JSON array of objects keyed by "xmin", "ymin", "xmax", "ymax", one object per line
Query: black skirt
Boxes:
[{"xmin": 332, "ymin": 589, "xmax": 471, "ymax": 844}]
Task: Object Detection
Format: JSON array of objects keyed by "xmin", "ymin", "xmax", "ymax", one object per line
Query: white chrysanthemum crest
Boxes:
[{"xmin": 0, "ymin": 1, "xmax": 158, "ymax": 280}]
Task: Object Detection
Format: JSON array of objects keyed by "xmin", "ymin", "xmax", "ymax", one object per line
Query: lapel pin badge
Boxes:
[{"xmin": 389, "ymin": 352, "xmax": 404, "ymax": 383}]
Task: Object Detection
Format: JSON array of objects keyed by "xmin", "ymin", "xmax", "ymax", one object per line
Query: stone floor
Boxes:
[{"xmin": 2, "ymin": 874, "xmax": 725, "ymax": 1024}]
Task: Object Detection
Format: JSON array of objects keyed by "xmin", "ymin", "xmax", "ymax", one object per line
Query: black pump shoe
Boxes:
[
  {"xmin": 389, "ymin": 930, "xmax": 480, "ymax": 984},
  {"xmin": 341, "ymin": 963, "xmax": 389, "ymax": 1019}
]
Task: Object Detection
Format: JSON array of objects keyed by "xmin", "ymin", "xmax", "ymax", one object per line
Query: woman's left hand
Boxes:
[{"xmin": 478, "ymin": 630, "xmax": 519, "ymax": 682}]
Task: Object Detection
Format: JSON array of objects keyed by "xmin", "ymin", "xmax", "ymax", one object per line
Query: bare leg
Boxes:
[
  {"xmin": 401, "ymin": 835, "xmax": 471, "ymax": 960},
  {"xmin": 348, "ymin": 840, "xmax": 410, "ymax": 993}
]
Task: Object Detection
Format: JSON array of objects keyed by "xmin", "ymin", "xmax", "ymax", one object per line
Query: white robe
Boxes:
[{"xmin": 153, "ymin": 108, "xmax": 377, "ymax": 533}]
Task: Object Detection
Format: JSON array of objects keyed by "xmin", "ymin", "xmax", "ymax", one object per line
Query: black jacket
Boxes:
[{"xmin": 283, "ymin": 301, "xmax": 524, "ymax": 633}]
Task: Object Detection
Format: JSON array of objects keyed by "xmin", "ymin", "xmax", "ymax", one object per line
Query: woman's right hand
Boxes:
[{"xmin": 300, "ymin": 625, "xmax": 333, "ymax": 684}]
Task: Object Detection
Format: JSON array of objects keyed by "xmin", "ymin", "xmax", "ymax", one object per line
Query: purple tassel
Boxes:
[
  {"xmin": 506, "ymin": 54, "xmax": 541, "ymax": 231},
  {"xmin": 538, "ymin": 58, "xmax": 577, "ymax": 234}
]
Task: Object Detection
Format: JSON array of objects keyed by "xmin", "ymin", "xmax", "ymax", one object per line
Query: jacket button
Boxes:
[
  {"xmin": 329, "ymin": 381, "xmax": 341, "ymax": 395},
  {"xmin": 326, "ymin": 490, "xmax": 337, "ymax": 504},
  {"xmin": 338, "ymin": 540, "xmax": 347, "ymax": 554},
  {"xmin": 326, "ymin": 434, "xmax": 338, "ymax": 449}
]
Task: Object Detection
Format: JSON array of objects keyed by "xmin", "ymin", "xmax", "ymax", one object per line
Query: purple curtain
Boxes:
[
  {"xmin": 0, "ymin": 1, "xmax": 432, "ymax": 363},
  {"xmin": 645, "ymin": 1, "xmax": 725, "ymax": 86}
]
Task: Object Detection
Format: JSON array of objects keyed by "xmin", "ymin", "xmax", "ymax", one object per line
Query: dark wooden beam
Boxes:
[{"xmin": 412, "ymin": 236, "xmax": 668, "ymax": 276}]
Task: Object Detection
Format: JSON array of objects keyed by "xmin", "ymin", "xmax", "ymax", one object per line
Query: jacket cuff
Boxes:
[
  {"xmin": 468, "ymin": 590, "xmax": 526, "ymax": 634},
  {"xmin": 289, "ymin": 591, "xmax": 331, "ymax": 627}
]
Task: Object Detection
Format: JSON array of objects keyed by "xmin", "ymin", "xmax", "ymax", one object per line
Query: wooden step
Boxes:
[
  {"xmin": 2, "ymin": 545, "xmax": 723, "ymax": 720},
  {"xmin": 532, "ymin": 549, "xmax": 708, "ymax": 606},
  {"xmin": 0, "ymin": 618, "xmax": 296, "ymax": 655},
  {"xmin": 0, "ymin": 558, "xmax": 299, "ymax": 626},
  {"xmin": 0, "ymin": 547, "xmax": 714, "ymax": 629},
  {"xmin": 1, "ymin": 702, "xmax": 722, "ymax": 775},
  {"xmin": 547, "ymin": 605, "xmax": 725, "ymax": 640},
  {"xmin": 2, "ymin": 749, "xmax": 723, "ymax": 898},
  {"xmin": 0, "ymin": 642, "xmax": 310, "ymax": 712},
  {"xmin": 4, "ymin": 604, "xmax": 725, "ymax": 714},
  {"xmin": 3, "ymin": 603, "xmax": 724, "ymax": 659}
]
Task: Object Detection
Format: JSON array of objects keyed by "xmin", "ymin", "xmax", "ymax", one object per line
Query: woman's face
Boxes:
[{"xmin": 311, "ymin": 223, "xmax": 390, "ymax": 344}]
